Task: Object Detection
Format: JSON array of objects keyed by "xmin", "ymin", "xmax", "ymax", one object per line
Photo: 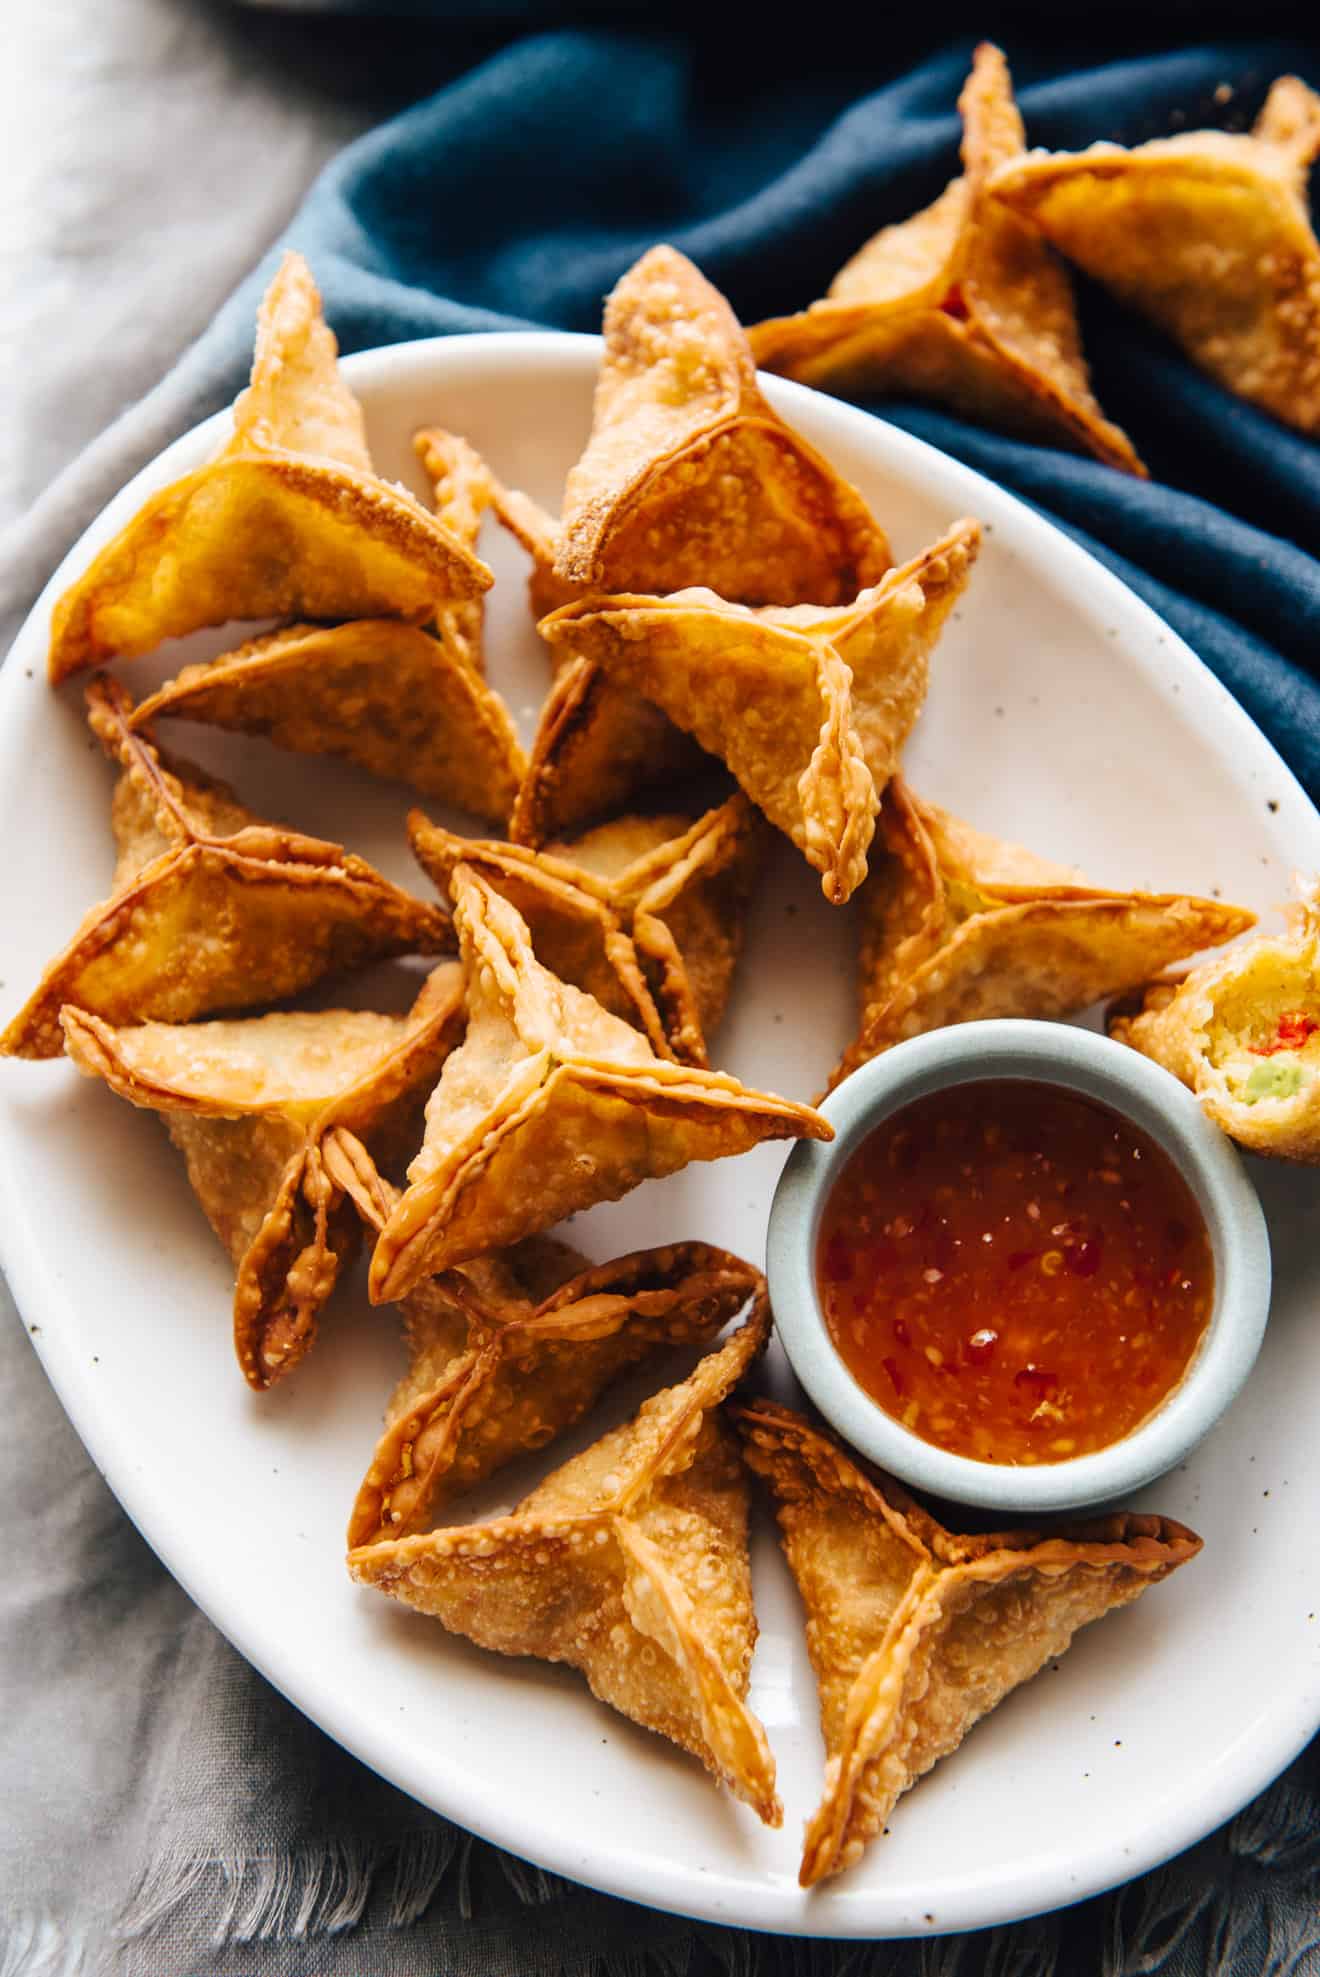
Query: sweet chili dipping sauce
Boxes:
[{"xmin": 817, "ymin": 1080, "xmax": 1215, "ymax": 1466}]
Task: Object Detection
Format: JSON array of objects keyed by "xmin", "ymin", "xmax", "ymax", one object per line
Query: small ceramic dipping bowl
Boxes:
[{"xmin": 768, "ymin": 1020, "xmax": 1271, "ymax": 1514}]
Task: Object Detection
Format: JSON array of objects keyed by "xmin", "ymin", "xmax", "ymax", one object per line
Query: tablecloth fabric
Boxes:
[{"xmin": 3, "ymin": 9, "xmax": 1319, "ymax": 1975}]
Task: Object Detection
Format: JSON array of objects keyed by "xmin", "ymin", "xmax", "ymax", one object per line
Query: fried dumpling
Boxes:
[
  {"xmin": 557, "ymin": 244, "xmax": 891, "ymax": 602},
  {"xmin": 736, "ymin": 1401, "xmax": 1200, "ymax": 1884},
  {"xmin": 350, "ymin": 1306, "xmax": 781, "ymax": 1823},
  {"xmin": 990, "ymin": 76, "xmax": 1320, "ymax": 434},
  {"xmin": 408, "ymin": 792, "xmax": 767, "ymax": 1064},
  {"xmin": 540, "ymin": 523, "xmax": 979, "ymax": 906},
  {"xmin": 0, "ymin": 679, "xmax": 449, "ymax": 1060},
  {"xmin": 751, "ymin": 46, "xmax": 1143, "ymax": 474},
  {"xmin": 127, "ymin": 618, "xmax": 525, "ymax": 818},
  {"xmin": 369, "ymin": 865, "xmax": 829, "ymax": 1301},
  {"xmin": 484, "ymin": 477, "xmax": 581, "ymax": 625},
  {"xmin": 48, "ymin": 254, "xmax": 491, "ymax": 680},
  {"xmin": 414, "ymin": 425, "xmax": 500, "ymax": 675},
  {"xmin": 509, "ymin": 653, "xmax": 711, "ymax": 845},
  {"xmin": 122, "ymin": 423, "xmax": 524, "ymax": 814},
  {"xmin": 1110, "ymin": 880, "xmax": 1320, "ymax": 1162},
  {"xmin": 330, "ymin": 1134, "xmax": 760, "ymax": 1544},
  {"xmin": 61, "ymin": 965, "xmax": 465, "ymax": 1388},
  {"xmin": 831, "ymin": 778, "xmax": 1255, "ymax": 1085},
  {"xmin": 511, "ymin": 244, "xmax": 893, "ymax": 840}
]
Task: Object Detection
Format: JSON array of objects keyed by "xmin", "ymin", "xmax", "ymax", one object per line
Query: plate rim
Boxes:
[{"xmin": 3, "ymin": 327, "xmax": 1319, "ymax": 1941}]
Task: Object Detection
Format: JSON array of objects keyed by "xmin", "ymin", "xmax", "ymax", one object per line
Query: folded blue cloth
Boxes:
[{"xmin": 195, "ymin": 30, "xmax": 1320, "ymax": 801}]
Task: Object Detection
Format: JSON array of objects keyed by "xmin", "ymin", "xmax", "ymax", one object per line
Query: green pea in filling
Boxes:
[{"xmin": 1243, "ymin": 1058, "xmax": 1305, "ymax": 1104}]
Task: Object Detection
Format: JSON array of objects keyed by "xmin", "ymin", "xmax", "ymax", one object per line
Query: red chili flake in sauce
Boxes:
[
  {"xmin": 1249, "ymin": 1011, "xmax": 1318, "ymax": 1055},
  {"xmin": 816, "ymin": 1080, "xmax": 1214, "ymax": 1466},
  {"xmin": 939, "ymin": 285, "xmax": 971, "ymax": 321}
]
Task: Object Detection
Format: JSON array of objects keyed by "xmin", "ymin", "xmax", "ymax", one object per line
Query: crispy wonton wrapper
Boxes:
[
  {"xmin": 1109, "ymin": 880, "xmax": 1320, "ymax": 1163},
  {"xmin": 540, "ymin": 522, "xmax": 979, "ymax": 906},
  {"xmin": 408, "ymin": 793, "xmax": 768, "ymax": 1064},
  {"xmin": 990, "ymin": 76, "xmax": 1320, "ymax": 434},
  {"xmin": 0, "ymin": 680, "xmax": 449, "ymax": 1061},
  {"xmin": 736, "ymin": 1401, "xmax": 1200, "ymax": 1884},
  {"xmin": 831, "ymin": 778, "xmax": 1256, "ymax": 1086},
  {"xmin": 510, "ymin": 244, "xmax": 894, "ymax": 840},
  {"xmin": 48, "ymin": 254, "xmax": 491, "ymax": 680},
  {"xmin": 751, "ymin": 47, "xmax": 1143, "ymax": 474},
  {"xmin": 124, "ymin": 426, "xmax": 524, "ymax": 815},
  {"xmin": 509, "ymin": 653, "xmax": 712, "ymax": 846},
  {"xmin": 350, "ymin": 1304, "xmax": 781, "ymax": 1823},
  {"xmin": 61, "ymin": 965, "xmax": 465, "ymax": 1388},
  {"xmin": 414, "ymin": 425, "xmax": 499, "ymax": 675},
  {"xmin": 128, "ymin": 619, "xmax": 526, "ymax": 819},
  {"xmin": 369, "ymin": 865, "xmax": 829, "ymax": 1301},
  {"xmin": 557, "ymin": 245, "xmax": 891, "ymax": 601},
  {"xmin": 328, "ymin": 1134, "xmax": 760, "ymax": 1544}
]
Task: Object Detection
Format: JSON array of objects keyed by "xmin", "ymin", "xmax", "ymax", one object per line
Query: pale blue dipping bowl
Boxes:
[{"xmin": 768, "ymin": 1020, "xmax": 1272, "ymax": 1515}]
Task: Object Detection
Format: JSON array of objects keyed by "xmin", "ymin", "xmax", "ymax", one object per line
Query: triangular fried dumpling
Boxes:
[
  {"xmin": 123, "ymin": 423, "xmax": 524, "ymax": 813},
  {"xmin": 508, "ymin": 653, "xmax": 711, "ymax": 844},
  {"xmin": 48, "ymin": 254, "xmax": 491, "ymax": 680},
  {"xmin": 350, "ymin": 1305, "xmax": 781, "ymax": 1823},
  {"xmin": 0, "ymin": 678, "xmax": 449, "ymax": 1060},
  {"xmin": 557, "ymin": 244, "xmax": 892, "ymax": 602},
  {"xmin": 736, "ymin": 1401, "xmax": 1200, "ymax": 1884},
  {"xmin": 369, "ymin": 865, "xmax": 829, "ymax": 1301},
  {"xmin": 407, "ymin": 813, "xmax": 676, "ymax": 1060},
  {"xmin": 751, "ymin": 47, "xmax": 1143, "ymax": 474},
  {"xmin": 509, "ymin": 245, "xmax": 894, "ymax": 841},
  {"xmin": 1110, "ymin": 880, "xmax": 1320, "ymax": 1163},
  {"xmin": 485, "ymin": 477, "xmax": 582, "ymax": 625},
  {"xmin": 328, "ymin": 1133, "xmax": 761, "ymax": 1543},
  {"xmin": 61, "ymin": 965, "xmax": 465, "ymax": 1388},
  {"xmin": 409, "ymin": 792, "xmax": 767, "ymax": 1064},
  {"xmin": 414, "ymin": 425, "xmax": 500, "ymax": 676},
  {"xmin": 831, "ymin": 778, "xmax": 1256, "ymax": 1086},
  {"xmin": 128, "ymin": 618, "xmax": 525, "ymax": 818},
  {"xmin": 990, "ymin": 76, "xmax": 1320, "ymax": 434},
  {"xmin": 565, "ymin": 796, "xmax": 770, "ymax": 1063},
  {"xmin": 540, "ymin": 523, "xmax": 979, "ymax": 906}
]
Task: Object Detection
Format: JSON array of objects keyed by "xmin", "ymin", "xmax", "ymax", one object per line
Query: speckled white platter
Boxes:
[{"xmin": 1, "ymin": 333, "xmax": 1318, "ymax": 1940}]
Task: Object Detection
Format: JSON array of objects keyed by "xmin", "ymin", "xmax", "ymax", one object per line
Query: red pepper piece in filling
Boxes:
[
  {"xmin": 1249, "ymin": 1010, "xmax": 1318, "ymax": 1056},
  {"xmin": 939, "ymin": 285, "xmax": 971, "ymax": 322}
]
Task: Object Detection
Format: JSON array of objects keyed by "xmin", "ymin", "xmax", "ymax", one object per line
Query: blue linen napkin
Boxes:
[{"xmin": 4, "ymin": 15, "xmax": 1320, "ymax": 1976}]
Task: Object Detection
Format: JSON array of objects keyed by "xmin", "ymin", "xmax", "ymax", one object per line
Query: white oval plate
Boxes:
[{"xmin": 2, "ymin": 334, "xmax": 1318, "ymax": 1941}]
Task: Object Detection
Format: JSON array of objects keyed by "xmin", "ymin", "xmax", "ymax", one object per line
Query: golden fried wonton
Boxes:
[
  {"xmin": 128, "ymin": 618, "xmax": 526, "ymax": 818},
  {"xmin": 990, "ymin": 76, "xmax": 1320, "ymax": 433},
  {"xmin": 61, "ymin": 965, "xmax": 465, "ymax": 1388},
  {"xmin": 557, "ymin": 244, "xmax": 891, "ymax": 602},
  {"xmin": 408, "ymin": 792, "xmax": 767, "ymax": 1064},
  {"xmin": 830, "ymin": 778, "xmax": 1255, "ymax": 1086},
  {"xmin": 1110, "ymin": 880, "xmax": 1320, "ymax": 1163},
  {"xmin": 736, "ymin": 1402, "xmax": 1200, "ymax": 1884},
  {"xmin": 330, "ymin": 1133, "xmax": 760, "ymax": 1543},
  {"xmin": 540, "ymin": 522, "xmax": 979, "ymax": 906},
  {"xmin": 509, "ymin": 654, "xmax": 711, "ymax": 845},
  {"xmin": 48, "ymin": 255, "xmax": 491, "ymax": 681},
  {"xmin": 369, "ymin": 865, "xmax": 829, "ymax": 1302},
  {"xmin": 509, "ymin": 244, "xmax": 894, "ymax": 840},
  {"xmin": 350, "ymin": 1305, "xmax": 781, "ymax": 1823},
  {"xmin": 751, "ymin": 46, "xmax": 1143, "ymax": 474},
  {"xmin": 413, "ymin": 425, "xmax": 506, "ymax": 676},
  {"xmin": 0, "ymin": 679, "xmax": 449, "ymax": 1060}
]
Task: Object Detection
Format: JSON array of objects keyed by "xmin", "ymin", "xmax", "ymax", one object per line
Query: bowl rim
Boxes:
[{"xmin": 767, "ymin": 1018, "xmax": 1272, "ymax": 1514}]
